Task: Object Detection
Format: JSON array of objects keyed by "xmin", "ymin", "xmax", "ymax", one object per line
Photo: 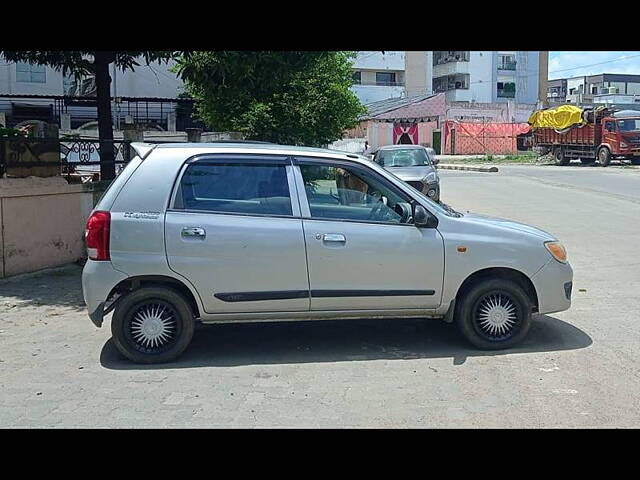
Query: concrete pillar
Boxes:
[
  {"xmin": 61, "ymin": 113, "xmax": 71, "ymax": 131},
  {"xmin": 538, "ymin": 51, "xmax": 549, "ymax": 106},
  {"xmin": 123, "ymin": 124, "xmax": 144, "ymax": 161},
  {"xmin": 405, "ymin": 51, "xmax": 429, "ymax": 97},
  {"xmin": 167, "ymin": 112, "xmax": 177, "ymax": 132},
  {"xmin": 186, "ymin": 128, "xmax": 202, "ymax": 143}
]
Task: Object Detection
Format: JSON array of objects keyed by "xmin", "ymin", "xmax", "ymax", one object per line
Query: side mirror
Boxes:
[
  {"xmin": 432, "ymin": 157, "xmax": 439, "ymax": 166},
  {"xmin": 414, "ymin": 204, "xmax": 438, "ymax": 228}
]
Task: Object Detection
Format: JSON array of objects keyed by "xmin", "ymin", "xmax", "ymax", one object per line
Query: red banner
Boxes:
[{"xmin": 393, "ymin": 123, "xmax": 418, "ymax": 145}]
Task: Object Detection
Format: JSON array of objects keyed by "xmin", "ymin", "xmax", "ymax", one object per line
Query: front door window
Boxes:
[{"xmin": 299, "ymin": 164, "xmax": 412, "ymax": 224}]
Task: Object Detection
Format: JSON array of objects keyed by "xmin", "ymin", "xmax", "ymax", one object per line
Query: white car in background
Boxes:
[{"xmin": 372, "ymin": 145, "xmax": 441, "ymax": 201}]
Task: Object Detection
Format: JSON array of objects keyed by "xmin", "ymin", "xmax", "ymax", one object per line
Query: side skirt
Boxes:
[{"xmin": 199, "ymin": 308, "xmax": 443, "ymax": 324}]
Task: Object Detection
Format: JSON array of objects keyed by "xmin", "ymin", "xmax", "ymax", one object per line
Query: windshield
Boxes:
[
  {"xmin": 375, "ymin": 148, "xmax": 431, "ymax": 167},
  {"xmin": 617, "ymin": 119, "xmax": 640, "ymax": 132}
]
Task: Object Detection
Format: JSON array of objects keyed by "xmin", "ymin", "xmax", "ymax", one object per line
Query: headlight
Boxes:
[
  {"xmin": 621, "ymin": 142, "xmax": 629, "ymax": 148},
  {"xmin": 545, "ymin": 241, "xmax": 567, "ymax": 263},
  {"xmin": 423, "ymin": 172, "xmax": 437, "ymax": 183}
]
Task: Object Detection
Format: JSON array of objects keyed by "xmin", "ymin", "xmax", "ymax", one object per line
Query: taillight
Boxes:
[{"xmin": 85, "ymin": 211, "xmax": 111, "ymax": 261}]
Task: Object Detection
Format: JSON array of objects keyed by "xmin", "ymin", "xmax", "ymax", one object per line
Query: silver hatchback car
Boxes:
[
  {"xmin": 83, "ymin": 142, "xmax": 573, "ymax": 363},
  {"xmin": 372, "ymin": 145, "xmax": 440, "ymax": 201}
]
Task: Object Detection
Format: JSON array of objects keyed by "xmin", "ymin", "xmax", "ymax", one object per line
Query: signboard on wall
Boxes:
[{"xmin": 393, "ymin": 123, "xmax": 418, "ymax": 144}]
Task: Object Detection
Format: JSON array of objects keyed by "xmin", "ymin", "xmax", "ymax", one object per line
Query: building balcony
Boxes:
[
  {"xmin": 354, "ymin": 80, "xmax": 405, "ymax": 87},
  {"xmin": 433, "ymin": 74, "xmax": 469, "ymax": 93},
  {"xmin": 351, "ymin": 84, "xmax": 405, "ymax": 105},
  {"xmin": 433, "ymin": 51, "xmax": 470, "ymax": 66},
  {"xmin": 433, "ymin": 61, "xmax": 470, "ymax": 78},
  {"xmin": 497, "ymin": 61, "xmax": 517, "ymax": 71}
]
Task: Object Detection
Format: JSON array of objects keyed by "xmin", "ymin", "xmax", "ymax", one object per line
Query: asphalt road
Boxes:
[{"xmin": 1, "ymin": 164, "xmax": 639, "ymax": 427}]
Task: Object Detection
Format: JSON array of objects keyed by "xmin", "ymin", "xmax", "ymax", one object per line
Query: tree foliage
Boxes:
[{"xmin": 175, "ymin": 51, "xmax": 366, "ymax": 146}]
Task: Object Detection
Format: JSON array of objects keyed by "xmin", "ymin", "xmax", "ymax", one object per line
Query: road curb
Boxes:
[{"xmin": 436, "ymin": 164, "xmax": 499, "ymax": 173}]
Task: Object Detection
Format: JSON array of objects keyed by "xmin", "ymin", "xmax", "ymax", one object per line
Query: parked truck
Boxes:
[{"xmin": 531, "ymin": 107, "xmax": 640, "ymax": 167}]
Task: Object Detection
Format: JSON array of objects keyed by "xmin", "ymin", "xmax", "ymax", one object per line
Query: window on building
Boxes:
[
  {"xmin": 16, "ymin": 62, "xmax": 46, "ymax": 83},
  {"xmin": 376, "ymin": 72, "xmax": 396, "ymax": 86},
  {"xmin": 497, "ymin": 54, "xmax": 516, "ymax": 70},
  {"xmin": 497, "ymin": 81, "xmax": 516, "ymax": 98},
  {"xmin": 592, "ymin": 86, "xmax": 598, "ymax": 94},
  {"xmin": 352, "ymin": 71, "xmax": 362, "ymax": 85}
]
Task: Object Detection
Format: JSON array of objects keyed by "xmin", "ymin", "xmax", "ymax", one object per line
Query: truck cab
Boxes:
[{"xmin": 599, "ymin": 111, "xmax": 640, "ymax": 165}]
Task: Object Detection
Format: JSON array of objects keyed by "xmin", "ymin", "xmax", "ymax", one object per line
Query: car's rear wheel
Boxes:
[
  {"xmin": 111, "ymin": 287, "xmax": 195, "ymax": 364},
  {"xmin": 456, "ymin": 279, "xmax": 532, "ymax": 350}
]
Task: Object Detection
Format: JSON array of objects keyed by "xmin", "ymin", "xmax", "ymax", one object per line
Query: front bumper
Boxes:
[{"xmin": 530, "ymin": 258, "xmax": 573, "ymax": 315}]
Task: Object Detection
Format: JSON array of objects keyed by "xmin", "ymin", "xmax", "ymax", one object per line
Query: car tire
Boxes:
[
  {"xmin": 111, "ymin": 286, "xmax": 195, "ymax": 364},
  {"xmin": 598, "ymin": 147, "xmax": 611, "ymax": 167},
  {"xmin": 554, "ymin": 147, "xmax": 569, "ymax": 166},
  {"xmin": 455, "ymin": 278, "xmax": 532, "ymax": 350}
]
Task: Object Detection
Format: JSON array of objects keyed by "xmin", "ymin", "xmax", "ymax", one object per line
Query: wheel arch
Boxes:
[
  {"xmin": 454, "ymin": 267, "xmax": 539, "ymax": 313},
  {"xmin": 107, "ymin": 275, "xmax": 202, "ymax": 318}
]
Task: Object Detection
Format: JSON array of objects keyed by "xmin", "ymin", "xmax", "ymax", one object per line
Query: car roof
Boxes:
[{"xmin": 133, "ymin": 142, "xmax": 372, "ymax": 164}]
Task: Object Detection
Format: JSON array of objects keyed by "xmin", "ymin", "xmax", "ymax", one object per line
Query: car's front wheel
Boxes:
[
  {"xmin": 111, "ymin": 287, "xmax": 195, "ymax": 364},
  {"xmin": 456, "ymin": 279, "xmax": 532, "ymax": 350}
]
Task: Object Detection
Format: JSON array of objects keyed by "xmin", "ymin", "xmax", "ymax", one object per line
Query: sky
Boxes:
[{"xmin": 549, "ymin": 51, "xmax": 640, "ymax": 79}]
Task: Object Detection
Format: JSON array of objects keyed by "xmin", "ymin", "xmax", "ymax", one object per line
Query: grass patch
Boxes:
[{"xmin": 445, "ymin": 153, "xmax": 543, "ymax": 164}]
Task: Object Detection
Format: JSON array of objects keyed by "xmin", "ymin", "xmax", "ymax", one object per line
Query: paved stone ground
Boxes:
[{"xmin": 1, "ymin": 164, "xmax": 639, "ymax": 428}]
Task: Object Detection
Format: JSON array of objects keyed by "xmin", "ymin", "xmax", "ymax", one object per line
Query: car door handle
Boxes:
[
  {"xmin": 181, "ymin": 227, "xmax": 206, "ymax": 238},
  {"xmin": 322, "ymin": 233, "xmax": 346, "ymax": 243}
]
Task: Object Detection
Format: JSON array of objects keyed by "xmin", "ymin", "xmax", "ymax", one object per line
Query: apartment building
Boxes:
[
  {"xmin": 547, "ymin": 78, "xmax": 568, "ymax": 105},
  {"xmin": 0, "ymin": 59, "xmax": 187, "ymax": 130},
  {"xmin": 351, "ymin": 51, "xmax": 547, "ymax": 107},
  {"xmin": 552, "ymin": 73, "xmax": 640, "ymax": 105},
  {"xmin": 430, "ymin": 51, "xmax": 543, "ymax": 104},
  {"xmin": 350, "ymin": 51, "xmax": 406, "ymax": 105}
]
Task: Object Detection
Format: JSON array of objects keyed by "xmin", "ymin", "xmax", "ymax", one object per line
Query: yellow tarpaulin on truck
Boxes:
[{"xmin": 528, "ymin": 105, "xmax": 586, "ymax": 129}]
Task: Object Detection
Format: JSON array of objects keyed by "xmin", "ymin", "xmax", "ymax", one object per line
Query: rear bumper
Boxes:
[
  {"xmin": 82, "ymin": 260, "xmax": 128, "ymax": 328},
  {"xmin": 531, "ymin": 258, "xmax": 573, "ymax": 315}
]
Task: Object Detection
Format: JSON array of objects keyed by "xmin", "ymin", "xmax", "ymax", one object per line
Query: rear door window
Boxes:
[{"xmin": 175, "ymin": 163, "xmax": 293, "ymax": 216}]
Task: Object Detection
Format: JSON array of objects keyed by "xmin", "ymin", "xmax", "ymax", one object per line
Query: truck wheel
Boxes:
[
  {"xmin": 111, "ymin": 287, "xmax": 195, "ymax": 364},
  {"xmin": 580, "ymin": 157, "xmax": 595, "ymax": 165},
  {"xmin": 455, "ymin": 279, "xmax": 532, "ymax": 350},
  {"xmin": 554, "ymin": 148, "xmax": 569, "ymax": 166},
  {"xmin": 598, "ymin": 147, "xmax": 611, "ymax": 167}
]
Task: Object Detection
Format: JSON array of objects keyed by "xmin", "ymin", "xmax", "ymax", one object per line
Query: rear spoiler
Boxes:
[{"xmin": 130, "ymin": 142, "xmax": 158, "ymax": 160}]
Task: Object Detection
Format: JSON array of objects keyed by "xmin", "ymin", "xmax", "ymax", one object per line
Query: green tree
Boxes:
[
  {"xmin": 174, "ymin": 51, "xmax": 365, "ymax": 146},
  {"xmin": 0, "ymin": 51, "xmax": 181, "ymax": 180}
]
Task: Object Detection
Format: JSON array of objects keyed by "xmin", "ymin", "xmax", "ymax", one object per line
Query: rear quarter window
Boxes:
[{"xmin": 175, "ymin": 163, "xmax": 293, "ymax": 216}]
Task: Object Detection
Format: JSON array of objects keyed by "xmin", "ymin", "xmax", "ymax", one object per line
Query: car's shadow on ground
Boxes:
[{"xmin": 100, "ymin": 314, "xmax": 592, "ymax": 370}]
